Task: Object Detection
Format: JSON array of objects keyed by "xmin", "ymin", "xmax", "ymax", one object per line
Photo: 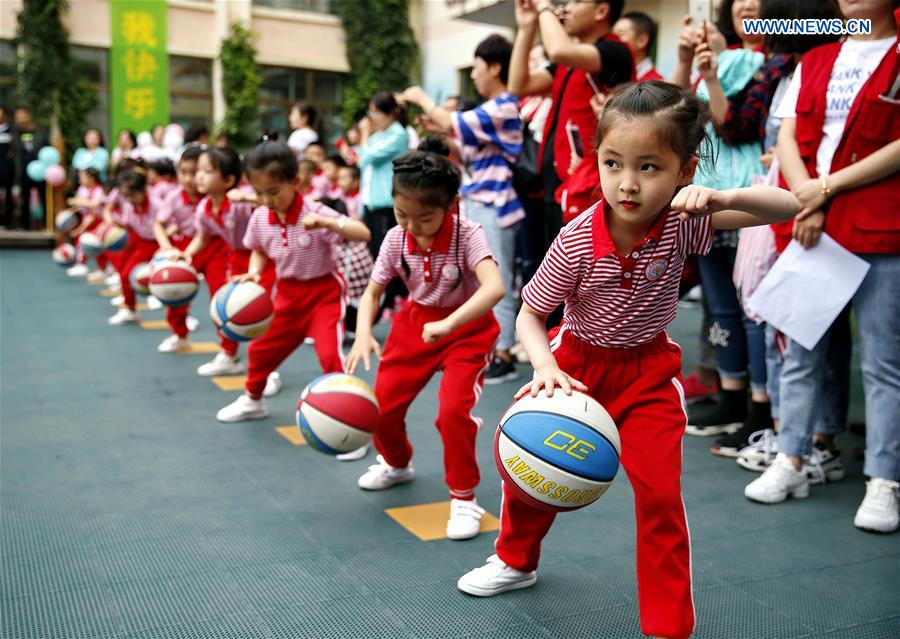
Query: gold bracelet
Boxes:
[{"xmin": 820, "ymin": 177, "xmax": 832, "ymax": 198}]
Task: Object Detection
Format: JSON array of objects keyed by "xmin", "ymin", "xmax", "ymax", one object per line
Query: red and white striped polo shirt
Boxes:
[
  {"xmin": 243, "ymin": 194, "xmax": 344, "ymax": 281},
  {"xmin": 120, "ymin": 193, "xmax": 162, "ymax": 241},
  {"xmin": 195, "ymin": 195, "xmax": 255, "ymax": 252},
  {"xmin": 158, "ymin": 187, "xmax": 201, "ymax": 237},
  {"xmin": 371, "ymin": 213, "xmax": 494, "ymax": 308},
  {"xmin": 522, "ymin": 200, "xmax": 714, "ymax": 348},
  {"xmin": 105, "ymin": 188, "xmax": 125, "ymax": 224}
]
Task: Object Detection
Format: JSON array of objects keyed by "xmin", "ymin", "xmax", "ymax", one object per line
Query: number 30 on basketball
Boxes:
[{"xmin": 543, "ymin": 430, "xmax": 597, "ymax": 460}]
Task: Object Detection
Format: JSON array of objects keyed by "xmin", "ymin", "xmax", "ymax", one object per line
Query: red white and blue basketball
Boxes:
[
  {"xmin": 494, "ymin": 390, "xmax": 621, "ymax": 512},
  {"xmin": 55, "ymin": 210, "xmax": 81, "ymax": 232},
  {"xmin": 149, "ymin": 261, "xmax": 199, "ymax": 307},
  {"xmin": 209, "ymin": 281, "xmax": 274, "ymax": 342},
  {"xmin": 296, "ymin": 373, "xmax": 379, "ymax": 455},
  {"xmin": 78, "ymin": 232, "xmax": 104, "ymax": 257},
  {"xmin": 52, "ymin": 243, "xmax": 77, "ymax": 266},
  {"xmin": 101, "ymin": 225, "xmax": 129, "ymax": 252},
  {"xmin": 129, "ymin": 263, "xmax": 152, "ymax": 296},
  {"xmin": 150, "ymin": 249, "xmax": 178, "ymax": 273}
]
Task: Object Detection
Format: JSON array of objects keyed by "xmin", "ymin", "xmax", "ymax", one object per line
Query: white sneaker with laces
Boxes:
[
  {"xmin": 357, "ymin": 455, "xmax": 414, "ymax": 490},
  {"xmin": 158, "ymin": 334, "xmax": 190, "ymax": 353},
  {"xmin": 197, "ymin": 352, "xmax": 243, "ymax": 376},
  {"xmin": 108, "ymin": 308, "xmax": 139, "ymax": 326},
  {"xmin": 745, "ymin": 453, "xmax": 809, "ymax": 504},
  {"xmin": 86, "ymin": 269, "xmax": 106, "ymax": 284},
  {"xmin": 335, "ymin": 444, "xmax": 369, "ymax": 462},
  {"xmin": 216, "ymin": 393, "xmax": 268, "ymax": 423},
  {"xmin": 446, "ymin": 498, "xmax": 485, "ymax": 540},
  {"xmin": 110, "ymin": 294, "xmax": 125, "ymax": 307},
  {"xmin": 457, "ymin": 555, "xmax": 537, "ymax": 597},
  {"xmin": 736, "ymin": 428, "xmax": 778, "ymax": 473},
  {"xmin": 67, "ymin": 264, "xmax": 89, "ymax": 277},
  {"xmin": 147, "ymin": 295, "xmax": 163, "ymax": 310},
  {"xmin": 105, "ymin": 273, "xmax": 120, "ymax": 287},
  {"xmin": 186, "ymin": 315, "xmax": 199, "ymax": 332},
  {"xmin": 803, "ymin": 443, "xmax": 845, "ymax": 485},
  {"xmin": 854, "ymin": 478, "xmax": 899, "ymax": 533},
  {"xmin": 263, "ymin": 371, "xmax": 282, "ymax": 397}
]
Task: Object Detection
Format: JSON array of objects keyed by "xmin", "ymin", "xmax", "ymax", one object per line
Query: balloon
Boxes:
[
  {"xmin": 38, "ymin": 146, "xmax": 61, "ymax": 166},
  {"xmin": 44, "ymin": 164, "xmax": 66, "ymax": 187},
  {"xmin": 26, "ymin": 160, "xmax": 46, "ymax": 182}
]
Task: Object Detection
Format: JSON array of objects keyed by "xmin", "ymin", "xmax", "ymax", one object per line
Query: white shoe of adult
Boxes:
[
  {"xmin": 186, "ymin": 315, "xmax": 199, "ymax": 332},
  {"xmin": 147, "ymin": 295, "xmax": 163, "ymax": 310},
  {"xmin": 108, "ymin": 308, "xmax": 139, "ymax": 326},
  {"xmin": 744, "ymin": 453, "xmax": 809, "ymax": 504},
  {"xmin": 110, "ymin": 295, "xmax": 126, "ymax": 307},
  {"xmin": 357, "ymin": 455, "xmax": 414, "ymax": 490},
  {"xmin": 158, "ymin": 334, "xmax": 190, "ymax": 353},
  {"xmin": 197, "ymin": 352, "xmax": 243, "ymax": 376},
  {"xmin": 263, "ymin": 371, "xmax": 282, "ymax": 397},
  {"xmin": 216, "ymin": 393, "xmax": 268, "ymax": 423},
  {"xmin": 335, "ymin": 444, "xmax": 369, "ymax": 462},
  {"xmin": 446, "ymin": 498, "xmax": 485, "ymax": 540},
  {"xmin": 854, "ymin": 478, "xmax": 899, "ymax": 533},
  {"xmin": 86, "ymin": 269, "xmax": 107, "ymax": 284},
  {"xmin": 457, "ymin": 555, "xmax": 537, "ymax": 597},
  {"xmin": 67, "ymin": 264, "xmax": 89, "ymax": 277}
]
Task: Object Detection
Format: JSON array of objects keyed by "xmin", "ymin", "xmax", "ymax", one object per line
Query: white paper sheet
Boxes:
[{"xmin": 746, "ymin": 234, "xmax": 870, "ymax": 350}]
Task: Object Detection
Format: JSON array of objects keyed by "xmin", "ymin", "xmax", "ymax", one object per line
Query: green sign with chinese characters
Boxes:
[{"xmin": 110, "ymin": 0, "xmax": 169, "ymax": 134}]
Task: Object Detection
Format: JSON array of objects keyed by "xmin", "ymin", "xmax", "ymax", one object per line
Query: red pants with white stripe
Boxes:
[
  {"xmin": 119, "ymin": 238, "xmax": 159, "ymax": 310},
  {"xmin": 495, "ymin": 328, "xmax": 694, "ymax": 639},
  {"xmin": 165, "ymin": 235, "xmax": 228, "ymax": 339},
  {"xmin": 373, "ymin": 302, "xmax": 499, "ymax": 499},
  {"xmin": 245, "ymin": 274, "xmax": 345, "ymax": 399}
]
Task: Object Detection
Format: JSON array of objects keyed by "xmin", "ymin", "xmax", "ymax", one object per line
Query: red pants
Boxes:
[
  {"xmin": 245, "ymin": 274, "xmax": 346, "ymax": 398},
  {"xmin": 120, "ymin": 238, "xmax": 159, "ymax": 310},
  {"xmin": 164, "ymin": 236, "xmax": 228, "ymax": 339},
  {"xmin": 373, "ymin": 302, "xmax": 498, "ymax": 499},
  {"xmin": 495, "ymin": 328, "xmax": 694, "ymax": 639}
]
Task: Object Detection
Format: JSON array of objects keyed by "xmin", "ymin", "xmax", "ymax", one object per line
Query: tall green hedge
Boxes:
[
  {"xmin": 219, "ymin": 23, "xmax": 261, "ymax": 149},
  {"xmin": 338, "ymin": 0, "xmax": 419, "ymax": 126}
]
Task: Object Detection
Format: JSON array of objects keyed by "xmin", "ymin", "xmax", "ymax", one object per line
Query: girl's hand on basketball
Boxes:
[
  {"xmin": 670, "ymin": 185, "xmax": 729, "ymax": 220},
  {"xmin": 422, "ymin": 319, "xmax": 452, "ymax": 343},
  {"xmin": 516, "ymin": 365, "xmax": 588, "ymax": 399},
  {"xmin": 232, "ymin": 271, "xmax": 261, "ymax": 284},
  {"xmin": 345, "ymin": 335, "xmax": 382, "ymax": 374}
]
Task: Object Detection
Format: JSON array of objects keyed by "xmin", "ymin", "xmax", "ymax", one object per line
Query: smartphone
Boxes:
[
  {"xmin": 585, "ymin": 72, "xmax": 603, "ymax": 99},
  {"xmin": 565, "ymin": 120, "xmax": 584, "ymax": 159},
  {"xmin": 688, "ymin": 0, "xmax": 711, "ymax": 27}
]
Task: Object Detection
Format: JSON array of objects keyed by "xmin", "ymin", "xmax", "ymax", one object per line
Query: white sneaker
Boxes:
[
  {"xmin": 357, "ymin": 455, "xmax": 414, "ymax": 490},
  {"xmin": 110, "ymin": 294, "xmax": 125, "ymax": 307},
  {"xmin": 458, "ymin": 555, "xmax": 537, "ymax": 597},
  {"xmin": 186, "ymin": 315, "xmax": 199, "ymax": 332},
  {"xmin": 263, "ymin": 371, "xmax": 282, "ymax": 397},
  {"xmin": 304, "ymin": 337, "xmax": 315, "ymax": 345},
  {"xmin": 67, "ymin": 264, "xmax": 89, "ymax": 277},
  {"xmin": 744, "ymin": 453, "xmax": 809, "ymax": 504},
  {"xmin": 216, "ymin": 393, "xmax": 268, "ymax": 423},
  {"xmin": 86, "ymin": 269, "xmax": 106, "ymax": 284},
  {"xmin": 804, "ymin": 442, "xmax": 846, "ymax": 485},
  {"xmin": 335, "ymin": 444, "xmax": 369, "ymax": 462},
  {"xmin": 197, "ymin": 352, "xmax": 243, "ymax": 376},
  {"xmin": 108, "ymin": 308, "xmax": 139, "ymax": 326},
  {"xmin": 147, "ymin": 295, "xmax": 163, "ymax": 310},
  {"xmin": 736, "ymin": 428, "xmax": 778, "ymax": 473},
  {"xmin": 158, "ymin": 334, "xmax": 190, "ymax": 353},
  {"xmin": 854, "ymin": 478, "xmax": 899, "ymax": 533},
  {"xmin": 105, "ymin": 273, "xmax": 120, "ymax": 287},
  {"xmin": 446, "ymin": 498, "xmax": 485, "ymax": 540}
]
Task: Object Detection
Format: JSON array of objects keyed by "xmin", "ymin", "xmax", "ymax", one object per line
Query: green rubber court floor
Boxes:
[{"xmin": 1, "ymin": 249, "xmax": 898, "ymax": 639}]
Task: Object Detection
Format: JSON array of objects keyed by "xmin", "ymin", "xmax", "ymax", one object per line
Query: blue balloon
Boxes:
[
  {"xmin": 38, "ymin": 146, "xmax": 61, "ymax": 166},
  {"xmin": 26, "ymin": 160, "xmax": 46, "ymax": 182}
]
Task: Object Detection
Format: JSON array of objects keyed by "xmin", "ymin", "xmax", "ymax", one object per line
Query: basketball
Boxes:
[
  {"xmin": 150, "ymin": 249, "xmax": 178, "ymax": 273},
  {"xmin": 494, "ymin": 390, "xmax": 621, "ymax": 512},
  {"xmin": 209, "ymin": 281, "xmax": 274, "ymax": 342},
  {"xmin": 78, "ymin": 232, "xmax": 104, "ymax": 257},
  {"xmin": 129, "ymin": 263, "xmax": 153, "ymax": 296},
  {"xmin": 55, "ymin": 210, "xmax": 81, "ymax": 232},
  {"xmin": 149, "ymin": 261, "xmax": 199, "ymax": 307},
  {"xmin": 52, "ymin": 244, "xmax": 77, "ymax": 266},
  {"xmin": 101, "ymin": 225, "xmax": 129, "ymax": 253},
  {"xmin": 296, "ymin": 373, "xmax": 379, "ymax": 455}
]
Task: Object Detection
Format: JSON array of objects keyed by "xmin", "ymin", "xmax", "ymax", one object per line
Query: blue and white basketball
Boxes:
[
  {"xmin": 78, "ymin": 232, "xmax": 104, "ymax": 257},
  {"xmin": 101, "ymin": 225, "xmax": 129, "ymax": 252},
  {"xmin": 209, "ymin": 281, "xmax": 274, "ymax": 342},
  {"xmin": 55, "ymin": 210, "xmax": 81, "ymax": 233},
  {"xmin": 296, "ymin": 373, "xmax": 379, "ymax": 455},
  {"xmin": 494, "ymin": 390, "xmax": 620, "ymax": 512}
]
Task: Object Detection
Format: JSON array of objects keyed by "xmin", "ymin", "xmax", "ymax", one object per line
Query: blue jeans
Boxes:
[
  {"xmin": 778, "ymin": 255, "xmax": 900, "ymax": 480},
  {"xmin": 698, "ymin": 244, "xmax": 767, "ymax": 394},
  {"xmin": 464, "ymin": 198, "xmax": 520, "ymax": 352}
]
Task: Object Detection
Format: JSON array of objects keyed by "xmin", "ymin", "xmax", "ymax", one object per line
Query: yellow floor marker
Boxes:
[
  {"xmin": 118, "ymin": 303, "xmax": 150, "ymax": 311},
  {"xmin": 99, "ymin": 289, "xmax": 121, "ymax": 298},
  {"xmin": 176, "ymin": 342, "xmax": 220, "ymax": 355},
  {"xmin": 139, "ymin": 320, "xmax": 169, "ymax": 330},
  {"xmin": 385, "ymin": 501, "xmax": 501, "ymax": 541},
  {"xmin": 275, "ymin": 426, "xmax": 306, "ymax": 446},
  {"xmin": 211, "ymin": 375, "xmax": 247, "ymax": 391},
  {"xmin": 87, "ymin": 279, "xmax": 105, "ymax": 286}
]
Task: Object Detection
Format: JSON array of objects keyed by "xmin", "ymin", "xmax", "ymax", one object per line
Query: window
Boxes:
[
  {"xmin": 169, "ymin": 56, "xmax": 213, "ymax": 132},
  {"xmin": 252, "ymin": 0, "xmax": 338, "ymax": 15},
  {"xmin": 258, "ymin": 66, "xmax": 344, "ymax": 149},
  {"xmin": 457, "ymin": 66, "xmax": 477, "ymax": 102},
  {"xmin": 72, "ymin": 46, "xmax": 110, "ymax": 144},
  {"xmin": 0, "ymin": 40, "xmax": 15, "ymax": 109}
]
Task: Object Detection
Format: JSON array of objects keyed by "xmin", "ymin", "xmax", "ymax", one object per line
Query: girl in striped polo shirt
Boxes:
[
  {"xmin": 216, "ymin": 142, "xmax": 370, "ymax": 423},
  {"xmin": 457, "ymin": 82, "xmax": 800, "ymax": 639},
  {"xmin": 345, "ymin": 137, "xmax": 505, "ymax": 541}
]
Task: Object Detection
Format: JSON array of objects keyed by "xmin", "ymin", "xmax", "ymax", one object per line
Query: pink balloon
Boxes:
[{"xmin": 45, "ymin": 164, "xmax": 66, "ymax": 187}]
